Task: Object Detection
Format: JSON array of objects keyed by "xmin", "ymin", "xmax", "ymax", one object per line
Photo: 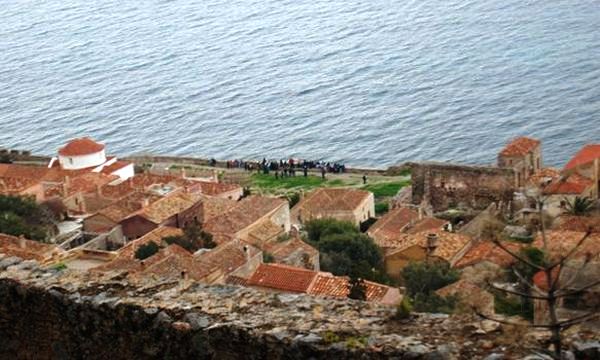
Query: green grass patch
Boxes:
[
  {"xmin": 362, "ymin": 180, "xmax": 410, "ymax": 198},
  {"xmin": 375, "ymin": 202, "xmax": 389, "ymax": 215},
  {"xmin": 251, "ymin": 173, "xmax": 332, "ymax": 190}
]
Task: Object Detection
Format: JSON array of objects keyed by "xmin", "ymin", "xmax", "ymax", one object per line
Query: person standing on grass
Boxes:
[
  {"xmin": 321, "ymin": 167, "xmax": 326, "ymax": 179},
  {"xmin": 303, "ymin": 166, "xmax": 308, "ymax": 177},
  {"xmin": 363, "ymin": 174, "xmax": 367, "ymax": 184}
]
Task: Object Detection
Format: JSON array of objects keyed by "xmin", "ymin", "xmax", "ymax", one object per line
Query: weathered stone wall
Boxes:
[{"xmin": 411, "ymin": 162, "xmax": 515, "ymax": 212}]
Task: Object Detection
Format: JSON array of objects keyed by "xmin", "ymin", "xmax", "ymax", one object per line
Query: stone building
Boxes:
[
  {"xmin": 562, "ymin": 144, "xmax": 600, "ymax": 200},
  {"xmin": 291, "ymin": 188, "xmax": 375, "ymax": 226},
  {"xmin": 497, "ymin": 137, "xmax": 542, "ymax": 187},
  {"xmin": 411, "ymin": 162, "xmax": 515, "ymax": 212}
]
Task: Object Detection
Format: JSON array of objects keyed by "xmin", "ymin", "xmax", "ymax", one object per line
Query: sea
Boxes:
[{"xmin": 1, "ymin": 0, "xmax": 599, "ymax": 168}]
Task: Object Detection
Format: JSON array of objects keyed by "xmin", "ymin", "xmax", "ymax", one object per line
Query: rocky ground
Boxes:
[{"xmin": 0, "ymin": 253, "xmax": 598, "ymax": 359}]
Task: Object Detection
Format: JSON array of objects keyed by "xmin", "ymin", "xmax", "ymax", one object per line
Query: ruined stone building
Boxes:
[{"xmin": 411, "ymin": 162, "xmax": 515, "ymax": 213}]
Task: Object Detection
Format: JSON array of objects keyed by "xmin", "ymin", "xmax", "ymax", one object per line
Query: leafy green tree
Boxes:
[
  {"xmin": 135, "ymin": 241, "xmax": 159, "ymax": 260},
  {"xmin": 304, "ymin": 218, "xmax": 358, "ymax": 244},
  {"xmin": 402, "ymin": 262, "xmax": 460, "ymax": 297},
  {"xmin": 303, "ymin": 218, "xmax": 387, "ymax": 283},
  {"xmin": 0, "ymin": 195, "xmax": 50, "ymax": 241},
  {"xmin": 564, "ymin": 196, "xmax": 594, "ymax": 216}
]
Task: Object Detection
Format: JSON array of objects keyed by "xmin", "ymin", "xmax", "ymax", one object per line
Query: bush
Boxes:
[
  {"xmin": 402, "ymin": 262, "xmax": 460, "ymax": 297},
  {"xmin": 0, "ymin": 195, "xmax": 50, "ymax": 241},
  {"xmin": 263, "ymin": 252, "xmax": 275, "ymax": 263},
  {"xmin": 375, "ymin": 202, "xmax": 389, "ymax": 215},
  {"xmin": 395, "ymin": 296, "xmax": 413, "ymax": 319},
  {"xmin": 285, "ymin": 192, "xmax": 301, "ymax": 208},
  {"xmin": 135, "ymin": 241, "xmax": 159, "ymax": 260},
  {"xmin": 303, "ymin": 218, "xmax": 388, "ymax": 283},
  {"xmin": 164, "ymin": 222, "xmax": 216, "ymax": 252},
  {"xmin": 412, "ymin": 293, "xmax": 457, "ymax": 314}
]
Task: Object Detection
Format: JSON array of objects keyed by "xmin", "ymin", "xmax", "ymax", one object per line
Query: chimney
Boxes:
[
  {"xmin": 426, "ymin": 233, "xmax": 438, "ymax": 255},
  {"xmin": 142, "ymin": 197, "xmax": 150, "ymax": 207},
  {"xmin": 213, "ymin": 170, "xmax": 218, "ymax": 183},
  {"xmin": 96, "ymin": 184, "xmax": 102, "ymax": 196},
  {"xmin": 243, "ymin": 245, "xmax": 251, "ymax": 262},
  {"xmin": 180, "ymin": 167, "xmax": 186, "ymax": 179},
  {"xmin": 18, "ymin": 235, "xmax": 26, "ymax": 249},
  {"xmin": 418, "ymin": 206, "xmax": 423, "ymax": 220}
]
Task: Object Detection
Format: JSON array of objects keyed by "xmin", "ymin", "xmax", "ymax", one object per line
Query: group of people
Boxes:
[{"xmin": 217, "ymin": 157, "xmax": 347, "ymax": 178}]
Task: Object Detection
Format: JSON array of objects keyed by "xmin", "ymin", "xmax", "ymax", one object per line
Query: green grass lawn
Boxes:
[
  {"xmin": 362, "ymin": 180, "xmax": 411, "ymax": 198},
  {"xmin": 251, "ymin": 173, "xmax": 329, "ymax": 190}
]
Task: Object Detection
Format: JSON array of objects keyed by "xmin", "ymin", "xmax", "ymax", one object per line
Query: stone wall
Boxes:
[{"xmin": 411, "ymin": 162, "xmax": 515, "ymax": 212}]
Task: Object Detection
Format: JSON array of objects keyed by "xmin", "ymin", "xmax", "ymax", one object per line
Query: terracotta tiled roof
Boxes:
[
  {"xmin": 93, "ymin": 192, "xmax": 160, "ymax": 223},
  {"xmin": 58, "ymin": 137, "xmax": 105, "ymax": 156},
  {"xmin": 196, "ymin": 196, "xmax": 237, "ymax": 223},
  {"xmin": 191, "ymin": 241, "xmax": 261, "ymax": 281},
  {"xmin": 564, "ymin": 144, "xmax": 600, "ymax": 171},
  {"xmin": 247, "ymin": 263, "xmax": 318, "ymax": 293},
  {"xmin": 92, "ymin": 227, "xmax": 183, "ymax": 273},
  {"xmin": 499, "ymin": 137, "xmax": 540, "ymax": 157},
  {"xmin": 405, "ymin": 217, "xmax": 449, "ymax": 234},
  {"xmin": 99, "ymin": 160, "xmax": 132, "ymax": 175},
  {"xmin": 0, "ymin": 233, "xmax": 57, "ymax": 261},
  {"xmin": 0, "ymin": 177, "xmax": 40, "ymax": 194},
  {"xmin": 136, "ymin": 193, "xmax": 198, "ymax": 224},
  {"xmin": 308, "ymin": 274, "xmax": 392, "ymax": 302},
  {"xmin": 532, "ymin": 231, "xmax": 600, "ymax": 262},
  {"xmin": 386, "ymin": 230, "xmax": 472, "ymax": 263},
  {"xmin": 555, "ymin": 216, "xmax": 600, "ymax": 233},
  {"xmin": 527, "ymin": 168, "xmax": 561, "ymax": 188},
  {"xmin": 368, "ymin": 208, "xmax": 419, "ymax": 242},
  {"xmin": 195, "ymin": 181, "xmax": 241, "ymax": 196},
  {"xmin": 243, "ymin": 220, "xmax": 285, "ymax": 248},
  {"xmin": 263, "ymin": 236, "xmax": 319, "ymax": 264},
  {"xmin": 368, "ymin": 208, "xmax": 448, "ymax": 248},
  {"xmin": 204, "ymin": 196, "xmax": 286, "ymax": 240},
  {"xmin": 0, "ymin": 164, "xmax": 49, "ymax": 180},
  {"xmin": 295, "ymin": 188, "xmax": 371, "ymax": 213},
  {"xmin": 454, "ymin": 241, "xmax": 522, "ymax": 268},
  {"xmin": 226, "ymin": 275, "xmax": 249, "ymax": 286},
  {"xmin": 543, "ymin": 173, "xmax": 593, "ymax": 195},
  {"xmin": 65, "ymin": 172, "xmax": 118, "ymax": 197}
]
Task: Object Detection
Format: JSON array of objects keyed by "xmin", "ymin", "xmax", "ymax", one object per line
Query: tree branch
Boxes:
[
  {"xmin": 557, "ymin": 311, "xmax": 600, "ymax": 328},
  {"xmin": 474, "ymin": 309, "xmax": 553, "ymax": 329},
  {"xmin": 547, "ymin": 231, "xmax": 592, "ymax": 272},
  {"xmin": 555, "ymin": 279, "xmax": 600, "ymax": 298},
  {"xmin": 492, "ymin": 240, "xmax": 544, "ymax": 271},
  {"xmin": 486, "ymin": 281, "xmax": 548, "ymax": 300}
]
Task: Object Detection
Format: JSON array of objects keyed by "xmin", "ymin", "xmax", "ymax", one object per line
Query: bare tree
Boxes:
[{"xmin": 476, "ymin": 193, "xmax": 600, "ymax": 359}]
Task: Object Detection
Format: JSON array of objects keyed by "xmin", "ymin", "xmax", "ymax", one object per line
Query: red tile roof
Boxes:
[
  {"xmin": 555, "ymin": 216, "xmax": 600, "ymax": 233},
  {"xmin": 295, "ymin": 188, "xmax": 372, "ymax": 213},
  {"xmin": 564, "ymin": 144, "xmax": 600, "ymax": 171},
  {"xmin": 499, "ymin": 137, "xmax": 540, "ymax": 157},
  {"xmin": 543, "ymin": 173, "xmax": 593, "ymax": 195},
  {"xmin": 247, "ymin": 263, "xmax": 318, "ymax": 293},
  {"xmin": 203, "ymin": 196, "xmax": 286, "ymax": 241},
  {"xmin": 532, "ymin": 231, "xmax": 600, "ymax": 262},
  {"xmin": 263, "ymin": 235, "xmax": 319, "ymax": 264},
  {"xmin": 0, "ymin": 233, "xmax": 57, "ymax": 261},
  {"xmin": 454, "ymin": 241, "xmax": 522, "ymax": 268},
  {"xmin": 308, "ymin": 274, "xmax": 392, "ymax": 303},
  {"xmin": 99, "ymin": 160, "xmax": 131, "ymax": 175},
  {"xmin": 58, "ymin": 137, "xmax": 105, "ymax": 156},
  {"xmin": 385, "ymin": 230, "xmax": 472, "ymax": 263}
]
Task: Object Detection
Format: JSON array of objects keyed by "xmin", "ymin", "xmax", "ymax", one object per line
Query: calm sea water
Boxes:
[{"xmin": 1, "ymin": 0, "xmax": 599, "ymax": 168}]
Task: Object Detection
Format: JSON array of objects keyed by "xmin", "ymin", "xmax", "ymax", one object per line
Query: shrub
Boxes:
[
  {"xmin": 412, "ymin": 293, "xmax": 458, "ymax": 314},
  {"xmin": 303, "ymin": 218, "xmax": 388, "ymax": 283},
  {"xmin": 135, "ymin": 241, "xmax": 159, "ymax": 260},
  {"xmin": 375, "ymin": 202, "xmax": 389, "ymax": 215},
  {"xmin": 263, "ymin": 252, "xmax": 275, "ymax": 263},
  {"xmin": 322, "ymin": 331, "xmax": 341, "ymax": 344},
  {"xmin": 52, "ymin": 262, "xmax": 67, "ymax": 271},
  {"xmin": 395, "ymin": 296, "xmax": 413, "ymax": 319},
  {"xmin": 402, "ymin": 262, "xmax": 460, "ymax": 297}
]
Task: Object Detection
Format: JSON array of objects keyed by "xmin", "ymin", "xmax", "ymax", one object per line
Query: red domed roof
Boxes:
[{"xmin": 58, "ymin": 137, "xmax": 105, "ymax": 156}]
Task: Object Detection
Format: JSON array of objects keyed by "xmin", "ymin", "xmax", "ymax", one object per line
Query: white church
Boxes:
[{"xmin": 49, "ymin": 137, "xmax": 134, "ymax": 181}]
